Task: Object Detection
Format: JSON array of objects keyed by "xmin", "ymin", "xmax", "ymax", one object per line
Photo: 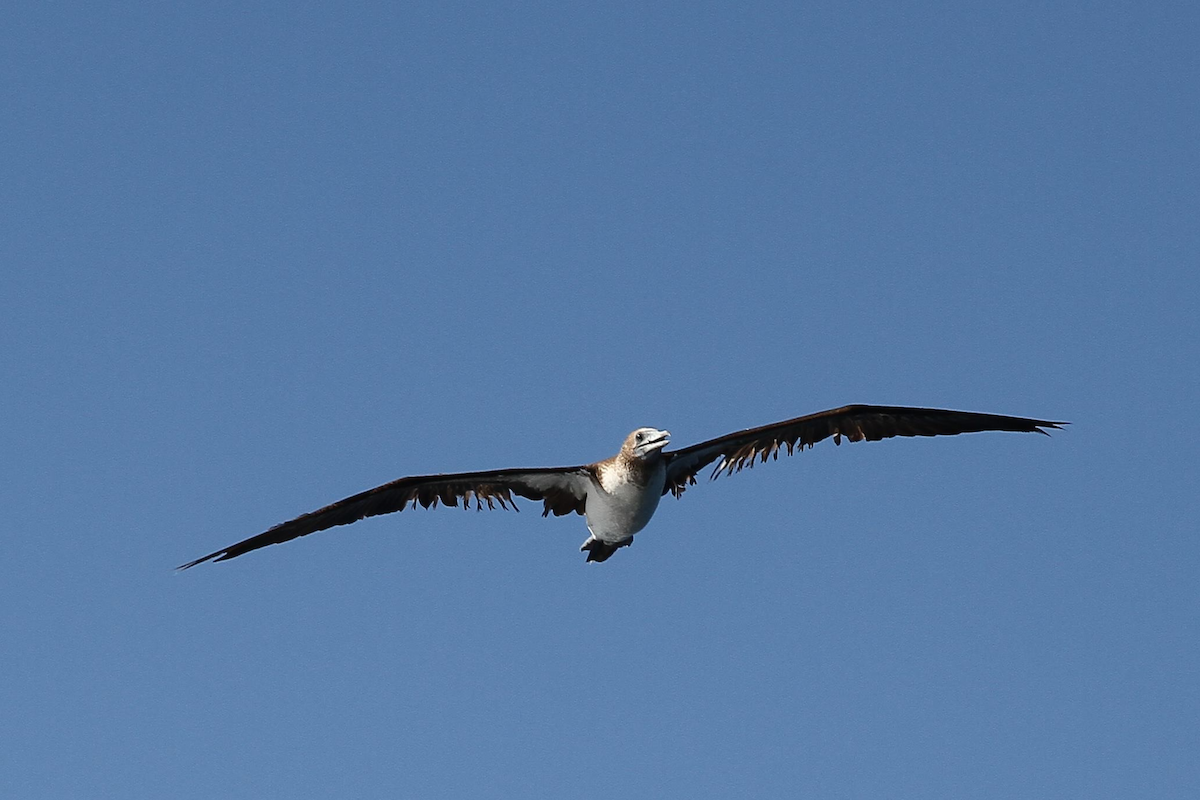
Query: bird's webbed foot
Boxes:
[{"xmin": 579, "ymin": 536, "xmax": 633, "ymax": 563}]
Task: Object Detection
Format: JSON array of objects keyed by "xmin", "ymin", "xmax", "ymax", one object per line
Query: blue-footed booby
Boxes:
[{"xmin": 179, "ymin": 405, "xmax": 1064, "ymax": 568}]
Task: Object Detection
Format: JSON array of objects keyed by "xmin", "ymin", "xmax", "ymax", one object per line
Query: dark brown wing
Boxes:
[
  {"xmin": 178, "ymin": 465, "xmax": 593, "ymax": 569},
  {"xmin": 662, "ymin": 405, "xmax": 1065, "ymax": 497}
]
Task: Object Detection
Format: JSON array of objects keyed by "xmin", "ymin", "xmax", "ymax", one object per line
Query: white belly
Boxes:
[{"xmin": 585, "ymin": 462, "xmax": 666, "ymax": 543}]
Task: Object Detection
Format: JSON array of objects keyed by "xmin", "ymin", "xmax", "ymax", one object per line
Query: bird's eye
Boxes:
[{"xmin": 635, "ymin": 433, "xmax": 644, "ymax": 442}]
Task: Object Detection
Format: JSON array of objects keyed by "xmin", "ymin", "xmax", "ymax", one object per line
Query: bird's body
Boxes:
[
  {"xmin": 179, "ymin": 405, "xmax": 1065, "ymax": 569},
  {"xmin": 587, "ymin": 459, "xmax": 665, "ymax": 540},
  {"xmin": 581, "ymin": 430, "xmax": 669, "ymax": 560}
]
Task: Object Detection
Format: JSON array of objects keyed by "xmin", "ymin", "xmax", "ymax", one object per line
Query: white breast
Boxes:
[{"xmin": 585, "ymin": 461, "xmax": 666, "ymax": 543}]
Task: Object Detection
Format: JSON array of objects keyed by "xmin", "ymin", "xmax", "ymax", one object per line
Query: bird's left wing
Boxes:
[
  {"xmin": 178, "ymin": 465, "xmax": 593, "ymax": 568},
  {"xmin": 662, "ymin": 404, "xmax": 1065, "ymax": 497}
]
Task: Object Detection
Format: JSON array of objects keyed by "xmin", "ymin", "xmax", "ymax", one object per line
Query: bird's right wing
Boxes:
[{"xmin": 178, "ymin": 465, "xmax": 593, "ymax": 569}]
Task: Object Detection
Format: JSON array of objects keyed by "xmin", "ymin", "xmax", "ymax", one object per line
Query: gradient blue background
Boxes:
[{"xmin": 3, "ymin": 2, "xmax": 1197, "ymax": 797}]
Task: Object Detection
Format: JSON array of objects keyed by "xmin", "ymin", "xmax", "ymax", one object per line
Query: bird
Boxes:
[{"xmin": 178, "ymin": 404, "xmax": 1065, "ymax": 569}]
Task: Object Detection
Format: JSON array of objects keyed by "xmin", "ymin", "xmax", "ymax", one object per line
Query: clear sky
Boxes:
[{"xmin": 3, "ymin": 2, "xmax": 1198, "ymax": 797}]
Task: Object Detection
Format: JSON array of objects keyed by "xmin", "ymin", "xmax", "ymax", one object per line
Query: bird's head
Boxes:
[{"xmin": 622, "ymin": 427, "xmax": 671, "ymax": 461}]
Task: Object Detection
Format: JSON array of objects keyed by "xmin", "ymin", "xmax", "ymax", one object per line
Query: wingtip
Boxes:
[
  {"xmin": 1037, "ymin": 420, "xmax": 1070, "ymax": 435},
  {"xmin": 175, "ymin": 550, "xmax": 226, "ymax": 571}
]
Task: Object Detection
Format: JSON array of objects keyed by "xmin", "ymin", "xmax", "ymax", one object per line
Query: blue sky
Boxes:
[{"xmin": 3, "ymin": 2, "xmax": 1198, "ymax": 797}]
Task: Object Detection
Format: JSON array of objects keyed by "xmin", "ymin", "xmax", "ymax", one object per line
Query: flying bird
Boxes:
[{"xmin": 179, "ymin": 405, "xmax": 1064, "ymax": 568}]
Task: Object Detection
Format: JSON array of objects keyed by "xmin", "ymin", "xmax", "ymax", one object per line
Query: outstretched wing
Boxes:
[
  {"xmin": 662, "ymin": 405, "xmax": 1065, "ymax": 497},
  {"xmin": 178, "ymin": 465, "xmax": 593, "ymax": 568}
]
